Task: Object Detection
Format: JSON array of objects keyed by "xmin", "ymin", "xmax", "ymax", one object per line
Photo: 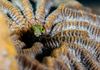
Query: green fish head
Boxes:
[{"xmin": 31, "ymin": 25, "xmax": 45, "ymax": 37}]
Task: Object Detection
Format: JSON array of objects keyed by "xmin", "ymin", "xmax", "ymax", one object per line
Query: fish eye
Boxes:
[
  {"xmin": 42, "ymin": 28, "xmax": 44, "ymax": 30},
  {"xmin": 41, "ymin": 27, "xmax": 45, "ymax": 32}
]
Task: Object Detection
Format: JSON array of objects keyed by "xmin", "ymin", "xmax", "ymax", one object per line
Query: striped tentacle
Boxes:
[
  {"xmin": 18, "ymin": 42, "xmax": 43, "ymax": 59},
  {"xmin": 40, "ymin": 35, "xmax": 60, "ymax": 48},
  {"xmin": 45, "ymin": 4, "xmax": 65, "ymax": 33},
  {"xmin": 74, "ymin": 38, "xmax": 100, "ymax": 63},
  {"xmin": 61, "ymin": 42, "xmax": 100, "ymax": 70},
  {"xmin": 52, "ymin": 0, "xmax": 92, "ymax": 12},
  {"xmin": 65, "ymin": 38, "xmax": 100, "ymax": 63},
  {"xmin": 41, "ymin": 36, "xmax": 100, "ymax": 63},
  {"xmin": 35, "ymin": 0, "xmax": 52, "ymax": 23},
  {"xmin": 12, "ymin": 0, "xmax": 35, "ymax": 23},
  {"xmin": 60, "ymin": 4, "xmax": 100, "ymax": 26},
  {"xmin": 51, "ymin": 43, "xmax": 85, "ymax": 70},
  {"xmin": 51, "ymin": 43, "xmax": 72, "ymax": 70},
  {"xmin": 41, "ymin": 36, "xmax": 86, "ymax": 48},
  {"xmin": 51, "ymin": 41, "xmax": 100, "ymax": 69},
  {"xmin": 43, "ymin": 57, "xmax": 70, "ymax": 70},
  {"xmin": 0, "ymin": 4, "xmax": 21, "ymax": 34},
  {"xmin": 0, "ymin": 0, "xmax": 26, "ymax": 25},
  {"xmin": 40, "ymin": 36, "xmax": 86, "ymax": 49},
  {"xmin": 52, "ymin": 0, "xmax": 83, "ymax": 9},
  {"xmin": 45, "ymin": 3, "xmax": 100, "ymax": 33},
  {"xmin": 0, "ymin": 0, "xmax": 32, "ymax": 34},
  {"xmin": 0, "ymin": 8, "xmax": 18, "ymax": 33},
  {"xmin": 52, "ymin": 29, "xmax": 89, "ymax": 38},
  {"xmin": 0, "ymin": 8, "xmax": 24, "ymax": 52},
  {"xmin": 17, "ymin": 55, "xmax": 46, "ymax": 70},
  {"xmin": 12, "ymin": 38, "xmax": 25, "ymax": 53},
  {"xmin": 64, "ymin": 37, "xmax": 100, "ymax": 63},
  {"xmin": 0, "ymin": 9, "xmax": 26, "ymax": 55},
  {"xmin": 7, "ymin": 15, "xmax": 27, "ymax": 53},
  {"xmin": 67, "ymin": 52, "xmax": 85, "ymax": 70},
  {"xmin": 51, "ymin": 43, "xmax": 86, "ymax": 70},
  {"xmin": 51, "ymin": 42, "xmax": 69, "ymax": 57},
  {"xmin": 52, "ymin": 21, "xmax": 100, "ymax": 42}
]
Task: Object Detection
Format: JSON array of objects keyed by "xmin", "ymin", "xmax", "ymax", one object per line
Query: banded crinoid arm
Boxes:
[
  {"xmin": 60, "ymin": 42, "xmax": 100, "ymax": 70},
  {"xmin": 12, "ymin": 38, "xmax": 25, "ymax": 53},
  {"xmin": 50, "ymin": 43, "xmax": 72, "ymax": 70},
  {"xmin": 0, "ymin": 0, "xmax": 26, "ymax": 25},
  {"xmin": 71, "ymin": 37, "xmax": 100, "ymax": 63},
  {"xmin": 52, "ymin": 29, "xmax": 89, "ymax": 38},
  {"xmin": 75, "ymin": 38, "xmax": 100, "ymax": 63},
  {"xmin": 45, "ymin": 4, "xmax": 100, "ymax": 33},
  {"xmin": 41, "ymin": 36, "xmax": 84, "ymax": 49},
  {"xmin": 59, "ymin": 4, "xmax": 100, "ymax": 26},
  {"xmin": 12, "ymin": 0, "xmax": 35, "ymax": 23},
  {"xmin": 42, "ymin": 4, "xmax": 68, "ymax": 32},
  {"xmin": 18, "ymin": 42, "xmax": 43, "ymax": 59},
  {"xmin": 67, "ymin": 52, "xmax": 86, "ymax": 70},
  {"xmin": 64, "ymin": 37, "xmax": 100, "ymax": 62},
  {"xmin": 51, "ymin": 21, "xmax": 100, "ymax": 42},
  {"xmin": 6, "ymin": 14, "xmax": 27, "ymax": 52},
  {"xmin": 0, "ymin": 4, "xmax": 20, "ymax": 33},
  {"xmin": 0, "ymin": 0, "xmax": 31, "ymax": 33},
  {"xmin": 41, "ymin": 36, "xmax": 100, "ymax": 62},
  {"xmin": 53, "ymin": 0, "xmax": 92, "ymax": 12},
  {"xmin": 35, "ymin": 0, "xmax": 53, "ymax": 22},
  {"xmin": 0, "ymin": 7, "xmax": 18, "ymax": 33},
  {"xmin": 41, "ymin": 36, "xmax": 88, "ymax": 48},
  {"xmin": 52, "ymin": 0, "xmax": 83, "ymax": 10},
  {"xmin": 44, "ymin": 4, "xmax": 64, "ymax": 33},
  {"xmin": 17, "ymin": 55, "xmax": 47, "ymax": 70},
  {"xmin": 0, "ymin": 8, "xmax": 26, "ymax": 55},
  {"xmin": 0, "ymin": 11, "xmax": 19, "ymax": 70},
  {"xmin": 51, "ymin": 43, "xmax": 85, "ymax": 70},
  {"xmin": 43, "ymin": 56, "xmax": 70, "ymax": 70}
]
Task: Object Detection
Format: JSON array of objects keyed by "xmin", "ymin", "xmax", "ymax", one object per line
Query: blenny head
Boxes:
[{"xmin": 31, "ymin": 24, "xmax": 45, "ymax": 37}]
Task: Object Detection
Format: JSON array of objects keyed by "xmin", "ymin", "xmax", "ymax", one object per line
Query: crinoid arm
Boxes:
[
  {"xmin": 12, "ymin": 0, "xmax": 35, "ymax": 22},
  {"xmin": 0, "ymin": 0, "xmax": 26, "ymax": 25},
  {"xmin": 35, "ymin": 0, "xmax": 53, "ymax": 23}
]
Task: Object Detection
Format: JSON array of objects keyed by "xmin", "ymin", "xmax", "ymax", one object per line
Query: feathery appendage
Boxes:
[
  {"xmin": 51, "ymin": 21, "xmax": 100, "ymax": 42},
  {"xmin": 45, "ymin": 4, "xmax": 100, "ymax": 33},
  {"xmin": 12, "ymin": 0, "xmax": 35, "ymax": 22},
  {"xmin": 51, "ymin": 42, "xmax": 100, "ymax": 70}
]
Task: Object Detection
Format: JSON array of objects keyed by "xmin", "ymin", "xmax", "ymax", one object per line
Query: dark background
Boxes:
[
  {"xmin": 77, "ymin": 0, "xmax": 100, "ymax": 15},
  {"xmin": 77, "ymin": 0, "xmax": 100, "ymax": 4}
]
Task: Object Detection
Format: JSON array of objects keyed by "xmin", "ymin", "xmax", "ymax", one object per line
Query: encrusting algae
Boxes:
[{"xmin": 0, "ymin": 11, "xmax": 19, "ymax": 70}]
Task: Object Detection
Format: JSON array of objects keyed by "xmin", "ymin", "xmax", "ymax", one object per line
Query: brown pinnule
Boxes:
[
  {"xmin": 52, "ymin": 29, "xmax": 89, "ymax": 38},
  {"xmin": 51, "ymin": 21, "xmax": 100, "ymax": 42},
  {"xmin": 60, "ymin": 42, "xmax": 100, "ymax": 70},
  {"xmin": 18, "ymin": 42, "xmax": 43, "ymax": 59},
  {"xmin": 17, "ymin": 55, "xmax": 46, "ymax": 70},
  {"xmin": 12, "ymin": 0, "xmax": 35, "ymax": 23},
  {"xmin": 0, "ymin": 0, "xmax": 26, "ymax": 25}
]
